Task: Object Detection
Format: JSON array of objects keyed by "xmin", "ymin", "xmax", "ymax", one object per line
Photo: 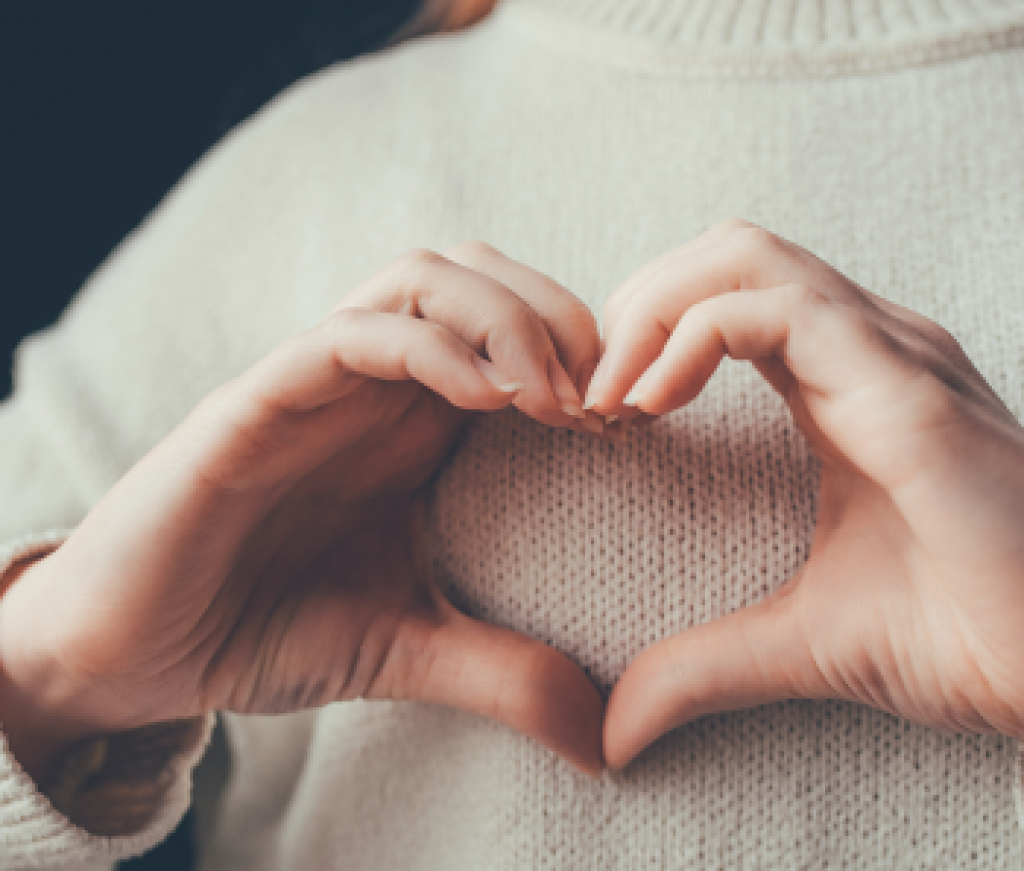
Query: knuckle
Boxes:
[
  {"xmin": 714, "ymin": 217, "xmax": 757, "ymax": 236},
  {"xmin": 559, "ymin": 297, "xmax": 600, "ymax": 336},
  {"xmin": 445, "ymin": 239, "xmax": 501, "ymax": 267},
  {"xmin": 686, "ymin": 294, "xmax": 720, "ymax": 326},
  {"xmin": 322, "ymin": 305, "xmax": 366, "ymax": 340},
  {"xmin": 398, "ymin": 247, "xmax": 444, "ymax": 269},
  {"xmin": 733, "ymin": 225, "xmax": 785, "ymax": 260},
  {"xmin": 356, "ymin": 249, "xmax": 446, "ymax": 312},
  {"xmin": 781, "ymin": 283, "xmax": 860, "ymax": 339},
  {"xmin": 784, "ymin": 282, "xmax": 829, "ymax": 309},
  {"xmin": 421, "ymin": 319, "xmax": 456, "ymax": 350},
  {"xmin": 925, "ymin": 320, "xmax": 963, "ymax": 354},
  {"xmin": 390, "ymin": 247, "xmax": 445, "ymax": 284},
  {"xmin": 503, "ymin": 298, "xmax": 542, "ymax": 336}
]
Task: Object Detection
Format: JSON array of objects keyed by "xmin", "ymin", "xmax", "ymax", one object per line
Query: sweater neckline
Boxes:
[{"xmin": 502, "ymin": 0, "xmax": 1024, "ymax": 75}]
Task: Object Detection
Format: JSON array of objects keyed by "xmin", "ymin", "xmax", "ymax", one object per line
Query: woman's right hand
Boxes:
[{"xmin": 0, "ymin": 243, "xmax": 607, "ymax": 783}]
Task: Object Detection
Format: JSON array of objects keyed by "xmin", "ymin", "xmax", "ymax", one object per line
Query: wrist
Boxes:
[{"xmin": 0, "ymin": 555, "xmax": 107, "ymax": 785}]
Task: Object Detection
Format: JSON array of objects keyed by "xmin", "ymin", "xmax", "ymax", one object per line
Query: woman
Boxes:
[{"xmin": 1, "ymin": 0, "xmax": 1022, "ymax": 866}]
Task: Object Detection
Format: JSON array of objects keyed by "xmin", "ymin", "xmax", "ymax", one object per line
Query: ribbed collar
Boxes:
[{"xmin": 504, "ymin": 0, "xmax": 1024, "ymax": 73}]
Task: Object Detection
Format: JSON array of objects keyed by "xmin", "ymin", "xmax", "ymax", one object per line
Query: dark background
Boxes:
[
  {"xmin": 1, "ymin": 0, "xmax": 422, "ymax": 400},
  {"xmin": 0, "ymin": 2, "xmax": 421, "ymax": 867}
]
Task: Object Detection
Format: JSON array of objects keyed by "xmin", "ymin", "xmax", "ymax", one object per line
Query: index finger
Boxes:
[
  {"xmin": 345, "ymin": 248, "xmax": 592, "ymax": 428},
  {"xmin": 586, "ymin": 225, "xmax": 860, "ymax": 414},
  {"xmin": 445, "ymin": 241, "xmax": 603, "ymax": 422}
]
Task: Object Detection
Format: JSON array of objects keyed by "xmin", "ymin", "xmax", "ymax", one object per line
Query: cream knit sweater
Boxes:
[{"xmin": 2, "ymin": 0, "xmax": 1024, "ymax": 867}]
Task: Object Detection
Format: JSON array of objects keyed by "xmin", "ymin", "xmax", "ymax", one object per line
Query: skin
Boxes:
[
  {"xmin": 0, "ymin": 243, "xmax": 607, "ymax": 785},
  {"xmin": 1, "ymin": 222, "xmax": 1022, "ymax": 803},
  {"xmin": 584, "ymin": 220, "xmax": 1024, "ymax": 768},
  {"xmin": 420, "ymin": 0, "xmax": 1024, "ymax": 766}
]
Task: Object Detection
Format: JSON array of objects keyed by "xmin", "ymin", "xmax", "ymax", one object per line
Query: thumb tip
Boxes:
[
  {"xmin": 570, "ymin": 751, "xmax": 607, "ymax": 779},
  {"xmin": 601, "ymin": 663, "xmax": 671, "ymax": 771},
  {"xmin": 549, "ymin": 679, "xmax": 608, "ymax": 778},
  {"xmin": 601, "ymin": 707, "xmax": 652, "ymax": 772}
]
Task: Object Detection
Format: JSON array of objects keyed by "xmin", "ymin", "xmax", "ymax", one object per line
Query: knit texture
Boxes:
[
  {"xmin": 0, "ymin": 1, "xmax": 1022, "ymax": 867},
  {"xmin": 510, "ymin": 0, "xmax": 1024, "ymax": 75},
  {"xmin": 524, "ymin": 0, "xmax": 1024, "ymax": 49}
]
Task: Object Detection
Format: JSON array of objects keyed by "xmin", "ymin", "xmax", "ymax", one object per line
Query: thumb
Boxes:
[
  {"xmin": 394, "ymin": 606, "xmax": 606, "ymax": 777},
  {"xmin": 389, "ymin": 499, "xmax": 605, "ymax": 775},
  {"xmin": 603, "ymin": 582, "xmax": 829, "ymax": 770}
]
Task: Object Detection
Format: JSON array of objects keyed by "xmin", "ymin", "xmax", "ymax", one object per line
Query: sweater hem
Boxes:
[{"xmin": 1016, "ymin": 741, "xmax": 1024, "ymax": 854}]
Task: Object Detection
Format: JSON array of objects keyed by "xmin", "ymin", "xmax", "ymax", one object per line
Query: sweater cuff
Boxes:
[
  {"xmin": 1016, "ymin": 741, "xmax": 1023, "ymax": 842},
  {"xmin": 0, "ymin": 532, "xmax": 215, "ymax": 867}
]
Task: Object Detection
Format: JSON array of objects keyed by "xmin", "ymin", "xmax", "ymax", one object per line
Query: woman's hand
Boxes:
[
  {"xmin": 587, "ymin": 220, "xmax": 1024, "ymax": 769},
  {"xmin": 0, "ymin": 242, "xmax": 606, "ymax": 783}
]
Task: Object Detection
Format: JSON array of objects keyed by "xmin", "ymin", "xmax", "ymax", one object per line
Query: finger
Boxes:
[
  {"xmin": 445, "ymin": 241, "xmax": 602, "ymax": 408},
  {"xmin": 588, "ymin": 225, "xmax": 853, "ymax": 414},
  {"xmin": 390, "ymin": 607, "xmax": 606, "ymax": 776},
  {"xmin": 199, "ymin": 310, "xmax": 525, "ymax": 490},
  {"xmin": 589, "ymin": 227, "xmax": 796, "ymax": 413},
  {"xmin": 618, "ymin": 286, "xmax": 907, "ymax": 431},
  {"xmin": 603, "ymin": 583, "xmax": 829, "ymax": 770},
  {"xmin": 612, "ymin": 285, "xmax": 951, "ymax": 491},
  {"xmin": 344, "ymin": 249, "xmax": 582, "ymax": 428},
  {"xmin": 242, "ymin": 308, "xmax": 525, "ymax": 413},
  {"xmin": 602, "ymin": 218, "xmax": 760, "ymax": 331},
  {"xmin": 382, "ymin": 497, "xmax": 604, "ymax": 776},
  {"xmin": 592, "ymin": 224, "xmax": 758, "ymax": 416}
]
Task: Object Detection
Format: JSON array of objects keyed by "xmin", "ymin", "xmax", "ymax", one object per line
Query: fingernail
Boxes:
[
  {"xmin": 622, "ymin": 377, "xmax": 647, "ymax": 408},
  {"xmin": 604, "ymin": 414, "xmax": 618, "ymax": 424},
  {"xmin": 582, "ymin": 364, "xmax": 605, "ymax": 411},
  {"xmin": 473, "ymin": 355, "xmax": 525, "ymax": 394},
  {"xmin": 549, "ymin": 357, "xmax": 584, "ymax": 419},
  {"xmin": 576, "ymin": 363, "xmax": 597, "ymax": 399},
  {"xmin": 580, "ymin": 411, "xmax": 604, "ymax": 435}
]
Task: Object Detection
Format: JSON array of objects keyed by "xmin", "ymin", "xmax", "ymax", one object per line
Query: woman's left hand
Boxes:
[{"xmin": 584, "ymin": 220, "xmax": 1024, "ymax": 769}]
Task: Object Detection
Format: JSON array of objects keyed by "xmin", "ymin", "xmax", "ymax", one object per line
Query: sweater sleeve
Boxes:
[{"xmin": 1016, "ymin": 746, "xmax": 1023, "ymax": 837}]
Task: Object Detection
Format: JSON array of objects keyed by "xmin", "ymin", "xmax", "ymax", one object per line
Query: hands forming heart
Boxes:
[{"xmin": 2, "ymin": 221, "xmax": 1023, "ymax": 788}]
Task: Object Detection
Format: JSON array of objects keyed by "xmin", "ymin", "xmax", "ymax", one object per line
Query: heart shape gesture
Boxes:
[
  {"xmin": 0, "ymin": 241, "xmax": 607, "ymax": 785},
  {"xmin": 584, "ymin": 220, "xmax": 1024, "ymax": 768},
  {"xmin": 2, "ymin": 224, "xmax": 1022, "ymax": 794}
]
